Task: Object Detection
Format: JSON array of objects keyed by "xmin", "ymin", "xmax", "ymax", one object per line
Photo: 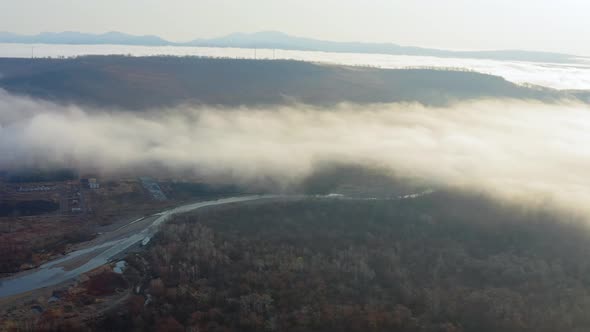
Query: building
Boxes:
[{"xmin": 83, "ymin": 178, "xmax": 100, "ymax": 189}]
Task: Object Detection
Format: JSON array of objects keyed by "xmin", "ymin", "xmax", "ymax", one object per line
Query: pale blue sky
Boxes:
[{"xmin": 1, "ymin": 0, "xmax": 589, "ymax": 55}]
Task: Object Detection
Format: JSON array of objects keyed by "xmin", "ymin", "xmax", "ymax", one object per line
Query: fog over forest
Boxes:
[
  {"xmin": 1, "ymin": 90, "xmax": 589, "ymax": 218},
  {"xmin": 5, "ymin": 1, "xmax": 590, "ymax": 330}
]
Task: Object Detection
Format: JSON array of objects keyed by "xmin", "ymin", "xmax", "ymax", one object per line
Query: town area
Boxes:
[{"xmin": 0, "ymin": 169, "xmax": 238, "ymax": 277}]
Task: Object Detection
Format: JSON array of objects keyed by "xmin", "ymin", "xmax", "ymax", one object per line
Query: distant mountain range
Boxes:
[
  {"xmin": 0, "ymin": 30, "xmax": 582, "ymax": 63},
  {"xmin": 0, "ymin": 31, "xmax": 168, "ymax": 46}
]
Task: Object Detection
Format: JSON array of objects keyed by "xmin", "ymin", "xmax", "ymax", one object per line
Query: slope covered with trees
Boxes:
[
  {"xmin": 96, "ymin": 192, "xmax": 590, "ymax": 332},
  {"xmin": 0, "ymin": 56, "xmax": 570, "ymax": 109}
]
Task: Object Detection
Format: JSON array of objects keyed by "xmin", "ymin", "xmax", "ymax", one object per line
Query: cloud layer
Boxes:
[{"xmin": 1, "ymin": 91, "xmax": 590, "ymax": 216}]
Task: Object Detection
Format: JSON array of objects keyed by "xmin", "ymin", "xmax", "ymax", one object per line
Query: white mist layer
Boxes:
[
  {"xmin": 1, "ymin": 43, "xmax": 590, "ymax": 90},
  {"xmin": 1, "ymin": 91, "xmax": 590, "ymax": 216}
]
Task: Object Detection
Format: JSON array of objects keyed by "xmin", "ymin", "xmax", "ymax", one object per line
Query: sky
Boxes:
[{"xmin": 1, "ymin": 0, "xmax": 589, "ymax": 55}]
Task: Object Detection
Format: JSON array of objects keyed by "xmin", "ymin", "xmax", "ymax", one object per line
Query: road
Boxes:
[
  {"xmin": 0, "ymin": 191, "xmax": 433, "ymax": 299},
  {"xmin": 0, "ymin": 195, "xmax": 271, "ymax": 298}
]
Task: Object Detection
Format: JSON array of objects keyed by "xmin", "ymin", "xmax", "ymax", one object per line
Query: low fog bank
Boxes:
[{"xmin": 1, "ymin": 91, "xmax": 590, "ymax": 217}]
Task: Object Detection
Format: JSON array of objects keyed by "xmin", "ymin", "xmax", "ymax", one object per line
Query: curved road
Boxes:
[{"xmin": 0, "ymin": 195, "xmax": 271, "ymax": 298}]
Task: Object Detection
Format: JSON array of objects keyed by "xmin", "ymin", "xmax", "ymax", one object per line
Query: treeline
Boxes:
[
  {"xmin": 4, "ymin": 168, "xmax": 77, "ymax": 183},
  {"xmin": 164, "ymin": 182, "xmax": 242, "ymax": 200},
  {"xmin": 0, "ymin": 200, "xmax": 59, "ymax": 217},
  {"xmin": 92, "ymin": 191, "xmax": 590, "ymax": 332},
  {"xmin": 0, "ymin": 56, "xmax": 567, "ymax": 110}
]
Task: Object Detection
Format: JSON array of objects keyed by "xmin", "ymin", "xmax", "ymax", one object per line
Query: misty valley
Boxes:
[{"xmin": 1, "ymin": 20, "xmax": 590, "ymax": 332}]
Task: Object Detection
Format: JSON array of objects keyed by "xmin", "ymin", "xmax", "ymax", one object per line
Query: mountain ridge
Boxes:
[
  {"xmin": 0, "ymin": 30, "xmax": 583, "ymax": 64},
  {"xmin": 0, "ymin": 55, "xmax": 576, "ymax": 110}
]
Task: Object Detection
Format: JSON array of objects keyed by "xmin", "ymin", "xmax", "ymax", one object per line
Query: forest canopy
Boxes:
[{"xmin": 97, "ymin": 192, "xmax": 590, "ymax": 332}]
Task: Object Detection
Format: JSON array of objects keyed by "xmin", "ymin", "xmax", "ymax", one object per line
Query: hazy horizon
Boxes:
[
  {"xmin": 1, "ymin": 0, "xmax": 589, "ymax": 56},
  {"xmin": 0, "ymin": 29, "xmax": 582, "ymax": 56}
]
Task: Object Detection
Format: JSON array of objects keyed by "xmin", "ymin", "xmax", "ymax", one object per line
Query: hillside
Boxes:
[
  {"xmin": 88, "ymin": 193, "xmax": 590, "ymax": 332},
  {"xmin": 0, "ymin": 56, "xmax": 570, "ymax": 109}
]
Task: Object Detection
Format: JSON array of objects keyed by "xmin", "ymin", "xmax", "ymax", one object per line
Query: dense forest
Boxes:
[
  {"xmin": 3, "ymin": 169, "xmax": 77, "ymax": 183},
  {"xmin": 0, "ymin": 56, "xmax": 571, "ymax": 109},
  {"xmin": 0, "ymin": 200, "xmax": 59, "ymax": 218},
  {"xmin": 95, "ymin": 191, "xmax": 590, "ymax": 332}
]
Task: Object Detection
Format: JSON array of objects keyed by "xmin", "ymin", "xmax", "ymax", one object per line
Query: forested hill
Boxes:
[
  {"xmin": 0, "ymin": 56, "xmax": 572, "ymax": 110},
  {"xmin": 93, "ymin": 193, "xmax": 590, "ymax": 332}
]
